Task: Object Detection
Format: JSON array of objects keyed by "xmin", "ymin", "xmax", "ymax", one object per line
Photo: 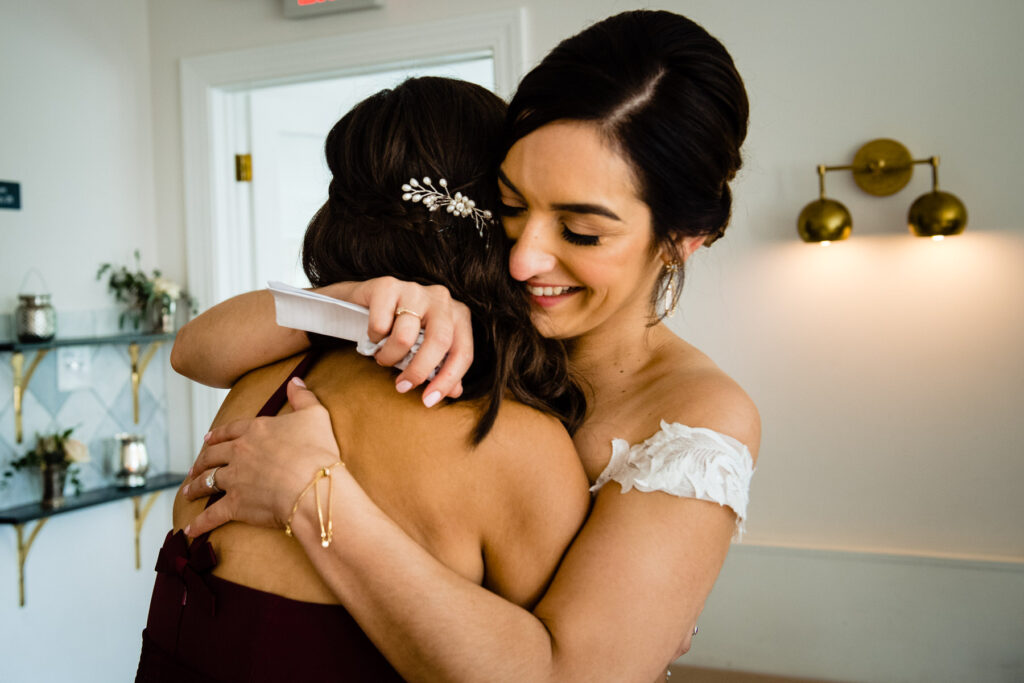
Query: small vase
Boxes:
[
  {"xmin": 148, "ymin": 298, "xmax": 177, "ymax": 333},
  {"xmin": 41, "ymin": 463, "xmax": 68, "ymax": 510}
]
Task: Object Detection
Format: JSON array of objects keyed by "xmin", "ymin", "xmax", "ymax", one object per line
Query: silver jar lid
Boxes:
[{"xmin": 18, "ymin": 293, "xmax": 52, "ymax": 306}]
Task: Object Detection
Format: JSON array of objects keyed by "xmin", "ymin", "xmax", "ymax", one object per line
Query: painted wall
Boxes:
[
  {"xmin": 0, "ymin": 0, "xmax": 1021, "ymax": 681},
  {"xmin": 0, "ymin": 2, "xmax": 178, "ymax": 682}
]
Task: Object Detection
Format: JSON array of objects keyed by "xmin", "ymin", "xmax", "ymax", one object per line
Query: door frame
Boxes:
[{"xmin": 179, "ymin": 9, "xmax": 526, "ymax": 446}]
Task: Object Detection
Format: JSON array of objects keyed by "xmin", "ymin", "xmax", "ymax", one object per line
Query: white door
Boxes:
[{"xmin": 245, "ymin": 56, "xmax": 496, "ymax": 291}]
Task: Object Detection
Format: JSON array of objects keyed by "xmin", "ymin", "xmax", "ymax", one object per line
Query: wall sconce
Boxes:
[{"xmin": 797, "ymin": 138, "xmax": 968, "ymax": 245}]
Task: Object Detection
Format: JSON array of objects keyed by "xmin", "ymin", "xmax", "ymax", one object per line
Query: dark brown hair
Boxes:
[
  {"xmin": 508, "ymin": 10, "xmax": 749, "ymax": 319},
  {"xmin": 302, "ymin": 77, "xmax": 585, "ymax": 443}
]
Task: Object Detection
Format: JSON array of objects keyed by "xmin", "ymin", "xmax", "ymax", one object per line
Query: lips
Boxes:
[
  {"xmin": 525, "ymin": 284, "xmax": 582, "ymax": 308},
  {"xmin": 527, "ymin": 285, "xmax": 574, "ymax": 296}
]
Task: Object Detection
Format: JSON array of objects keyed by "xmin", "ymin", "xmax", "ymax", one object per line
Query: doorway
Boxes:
[
  {"xmin": 246, "ymin": 56, "xmax": 495, "ymax": 291},
  {"xmin": 179, "ymin": 10, "xmax": 523, "ymax": 446}
]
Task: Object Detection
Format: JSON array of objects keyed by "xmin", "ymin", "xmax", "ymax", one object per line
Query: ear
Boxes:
[{"xmin": 660, "ymin": 235, "xmax": 706, "ymax": 265}]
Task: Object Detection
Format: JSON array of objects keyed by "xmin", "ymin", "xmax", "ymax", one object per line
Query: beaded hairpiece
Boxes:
[{"xmin": 401, "ymin": 177, "xmax": 494, "ymax": 237}]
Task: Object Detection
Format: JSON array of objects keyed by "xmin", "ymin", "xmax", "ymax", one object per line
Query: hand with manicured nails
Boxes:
[
  {"xmin": 181, "ymin": 378, "xmax": 341, "ymax": 537},
  {"xmin": 352, "ymin": 277, "xmax": 473, "ymax": 406}
]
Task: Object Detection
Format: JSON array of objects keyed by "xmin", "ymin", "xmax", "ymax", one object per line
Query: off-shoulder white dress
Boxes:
[{"xmin": 590, "ymin": 421, "xmax": 755, "ymax": 537}]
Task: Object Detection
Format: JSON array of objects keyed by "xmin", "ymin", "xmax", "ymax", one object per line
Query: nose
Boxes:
[{"xmin": 507, "ymin": 220, "xmax": 557, "ymax": 282}]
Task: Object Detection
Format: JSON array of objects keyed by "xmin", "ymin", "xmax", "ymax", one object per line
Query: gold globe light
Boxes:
[
  {"xmin": 797, "ymin": 164, "xmax": 852, "ymax": 244},
  {"xmin": 797, "ymin": 198, "xmax": 852, "ymax": 243},
  {"xmin": 798, "ymin": 140, "xmax": 968, "ymax": 243},
  {"xmin": 907, "ymin": 156, "xmax": 968, "ymax": 239},
  {"xmin": 908, "ymin": 191, "xmax": 968, "ymax": 238}
]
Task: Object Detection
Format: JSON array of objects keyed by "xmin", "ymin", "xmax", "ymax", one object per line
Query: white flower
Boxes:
[
  {"xmin": 63, "ymin": 438, "xmax": 90, "ymax": 464},
  {"xmin": 152, "ymin": 277, "xmax": 182, "ymax": 300}
]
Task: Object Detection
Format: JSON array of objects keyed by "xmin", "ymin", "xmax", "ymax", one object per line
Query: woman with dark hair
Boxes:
[
  {"xmin": 136, "ymin": 77, "xmax": 590, "ymax": 681},
  {"xmin": 176, "ymin": 10, "xmax": 759, "ymax": 681}
]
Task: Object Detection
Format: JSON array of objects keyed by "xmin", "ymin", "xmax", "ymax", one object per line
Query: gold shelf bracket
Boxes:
[
  {"xmin": 15, "ymin": 519, "xmax": 49, "ymax": 607},
  {"xmin": 129, "ymin": 341, "xmax": 163, "ymax": 424},
  {"xmin": 12, "ymin": 349, "xmax": 51, "ymax": 443}
]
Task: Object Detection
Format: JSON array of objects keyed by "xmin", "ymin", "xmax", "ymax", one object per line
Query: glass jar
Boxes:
[{"xmin": 15, "ymin": 294, "xmax": 57, "ymax": 342}]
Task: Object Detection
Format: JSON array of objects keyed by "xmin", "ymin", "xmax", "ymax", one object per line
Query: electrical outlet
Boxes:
[{"xmin": 57, "ymin": 347, "xmax": 93, "ymax": 392}]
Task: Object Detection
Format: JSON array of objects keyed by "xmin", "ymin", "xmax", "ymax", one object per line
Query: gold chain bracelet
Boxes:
[{"xmin": 284, "ymin": 462, "xmax": 344, "ymax": 548}]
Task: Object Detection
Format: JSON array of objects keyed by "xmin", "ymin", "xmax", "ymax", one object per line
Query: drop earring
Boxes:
[{"xmin": 663, "ymin": 261, "xmax": 680, "ymax": 318}]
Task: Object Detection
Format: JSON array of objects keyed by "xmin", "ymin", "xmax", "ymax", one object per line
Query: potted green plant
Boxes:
[
  {"xmin": 96, "ymin": 250, "xmax": 196, "ymax": 332},
  {"xmin": 2, "ymin": 428, "xmax": 89, "ymax": 509}
]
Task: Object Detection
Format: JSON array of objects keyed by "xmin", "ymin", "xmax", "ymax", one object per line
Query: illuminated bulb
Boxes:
[
  {"xmin": 932, "ymin": 235, "xmax": 945, "ymax": 242},
  {"xmin": 820, "ymin": 241, "xmax": 831, "ymax": 247}
]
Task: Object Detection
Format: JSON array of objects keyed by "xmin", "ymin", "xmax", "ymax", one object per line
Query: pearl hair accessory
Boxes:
[{"xmin": 401, "ymin": 177, "xmax": 494, "ymax": 236}]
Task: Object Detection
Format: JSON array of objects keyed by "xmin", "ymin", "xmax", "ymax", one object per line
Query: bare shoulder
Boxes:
[
  {"xmin": 652, "ymin": 332, "xmax": 761, "ymax": 461},
  {"xmin": 473, "ymin": 400, "xmax": 590, "ymax": 607},
  {"xmin": 478, "ymin": 399, "xmax": 588, "ymax": 498}
]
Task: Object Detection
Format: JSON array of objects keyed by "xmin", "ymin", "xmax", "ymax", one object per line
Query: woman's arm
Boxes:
[
  {"xmin": 171, "ymin": 288, "xmax": 312, "ymax": 387},
  {"xmin": 171, "ymin": 278, "xmax": 474, "ymax": 399},
  {"xmin": 186, "ymin": 380, "xmax": 759, "ymax": 682}
]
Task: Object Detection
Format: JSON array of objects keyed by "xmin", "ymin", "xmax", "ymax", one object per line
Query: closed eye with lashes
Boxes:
[{"xmin": 560, "ymin": 225, "xmax": 600, "ymax": 246}]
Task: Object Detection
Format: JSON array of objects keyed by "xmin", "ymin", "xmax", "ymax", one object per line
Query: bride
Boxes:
[{"xmin": 177, "ymin": 10, "xmax": 760, "ymax": 681}]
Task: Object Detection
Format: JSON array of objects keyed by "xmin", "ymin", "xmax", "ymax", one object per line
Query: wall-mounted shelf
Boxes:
[
  {"xmin": 0, "ymin": 472, "xmax": 186, "ymax": 606},
  {"xmin": 0, "ymin": 332, "xmax": 175, "ymax": 442}
]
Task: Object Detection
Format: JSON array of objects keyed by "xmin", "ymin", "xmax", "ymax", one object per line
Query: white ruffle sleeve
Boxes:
[{"xmin": 590, "ymin": 421, "xmax": 755, "ymax": 538}]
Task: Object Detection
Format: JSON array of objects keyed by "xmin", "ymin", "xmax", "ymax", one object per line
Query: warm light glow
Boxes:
[
  {"xmin": 932, "ymin": 235, "xmax": 945, "ymax": 242},
  {"xmin": 820, "ymin": 241, "xmax": 832, "ymax": 247}
]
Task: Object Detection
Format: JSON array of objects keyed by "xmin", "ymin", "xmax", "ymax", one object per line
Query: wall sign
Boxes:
[
  {"xmin": 282, "ymin": 0, "xmax": 383, "ymax": 19},
  {"xmin": 0, "ymin": 181, "xmax": 21, "ymax": 210}
]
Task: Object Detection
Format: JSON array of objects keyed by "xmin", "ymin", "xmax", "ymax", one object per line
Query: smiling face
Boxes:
[{"xmin": 498, "ymin": 120, "xmax": 668, "ymax": 340}]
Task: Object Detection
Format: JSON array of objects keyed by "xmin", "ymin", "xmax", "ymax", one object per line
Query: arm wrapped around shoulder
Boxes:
[{"xmin": 590, "ymin": 420, "xmax": 755, "ymax": 537}]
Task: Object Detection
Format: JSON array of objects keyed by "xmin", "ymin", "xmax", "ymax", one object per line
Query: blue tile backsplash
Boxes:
[{"xmin": 0, "ymin": 310, "xmax": 172, "ymax": 507}]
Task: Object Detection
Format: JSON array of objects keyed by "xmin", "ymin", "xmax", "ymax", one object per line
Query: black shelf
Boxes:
[
  {"xmin": 0, "ymin": 332, "xmax": 176, "ymax": 353},
  {"xmin": 0, "ymin": 473, "xmax": 185, "ymax": 524}
]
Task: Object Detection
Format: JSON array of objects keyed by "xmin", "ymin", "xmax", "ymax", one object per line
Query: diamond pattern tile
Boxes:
[
  {"xmin": 0, "ymin": 352, "xmax": 12, "ymax": 414},
  {"xmin": 0, "ymin": 403, "xmax": 16, "ymax": 458},
  {"xmin": 0, "ymin": 328, "xmax": 176, "ymax": 505},
  {"xmin": 18, "ymin": 390, "xmax": 57, "ymax": 448},
  {"xmin": 112, "ymin": 382, "xmax": 157, "ymax": 434},
  {"xmin": 24, "ymin": 350, "xmax": 69, "ymax": 417},
  {"xmin": 91, "ymin": 345, "xmax": 131, "ymax": 405},
  {"xmin": 56, "ymin": 389, "xmax": 110, "ymax": 443},
  {"xmin": 141, "ymin": 345, "xmax": 168, "ymax": 401}
]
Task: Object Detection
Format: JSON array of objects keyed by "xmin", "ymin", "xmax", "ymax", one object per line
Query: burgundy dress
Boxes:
[{"xmin": 136, "ymin": 353, "xmax": 405, "ymax": 682}]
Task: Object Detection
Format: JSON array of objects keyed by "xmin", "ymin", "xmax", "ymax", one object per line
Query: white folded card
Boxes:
[
  {"xmin": 267, "ymin": 280, "xmax": 437, "ymax": 378},
  {"xmin": 268, "ymin": 280, "xmax": 370, "ymax": 342}
]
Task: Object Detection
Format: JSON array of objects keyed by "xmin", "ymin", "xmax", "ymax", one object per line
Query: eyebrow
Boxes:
[{"xmin": 497, "ymin": 168, "xmax": 622, "ymax": 222}]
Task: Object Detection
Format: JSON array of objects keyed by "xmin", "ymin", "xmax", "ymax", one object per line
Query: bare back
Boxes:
[{"xmin": 173, "ymin": 348, "xmax": 590, "ymax": 608}]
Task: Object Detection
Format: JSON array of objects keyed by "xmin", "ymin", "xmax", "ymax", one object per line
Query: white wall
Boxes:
[
  {"xmin": 0, "ymin": 2, "xmax": 179, "ymax": 682},
  {"xmin": 0, "ymin": 0, "xmax": 158, "ymax": 312},
  {"xmin": 1, "ymin": 0, "xmax": 1020, "ymax": 681}
]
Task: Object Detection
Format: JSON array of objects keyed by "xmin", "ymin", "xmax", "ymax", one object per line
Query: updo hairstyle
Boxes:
[
  {"xmin": 302, "ymin": 77, "xmax": 585, "ymax": 442},
  {"xmin": 507, "ymin": 10, "xmax": 750, "ymax": 319}
]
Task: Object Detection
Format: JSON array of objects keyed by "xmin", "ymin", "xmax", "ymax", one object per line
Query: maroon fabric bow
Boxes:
[{"xmin": 154, "ymin": 529, "xmax": 218, "ymax": 616}]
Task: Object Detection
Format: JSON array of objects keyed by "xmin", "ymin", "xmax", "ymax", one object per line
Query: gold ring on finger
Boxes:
[{"xmin": 395, "ymin": 306, "xmax": 422, "ymax": 320}]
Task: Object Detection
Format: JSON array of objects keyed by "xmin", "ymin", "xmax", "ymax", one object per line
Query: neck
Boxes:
[{"xmin": 568, "ymin": 314, "xmax": 670, "ymax": 399}]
